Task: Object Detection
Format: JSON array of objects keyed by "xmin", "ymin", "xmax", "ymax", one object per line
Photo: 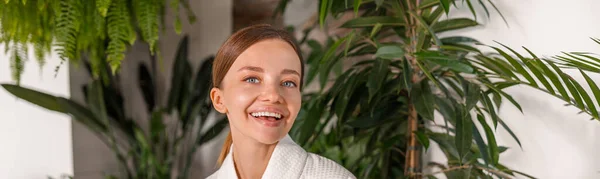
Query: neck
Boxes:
[{"xmin": 231, "ymin": 132, "xmax": 278, "ymax": 179}]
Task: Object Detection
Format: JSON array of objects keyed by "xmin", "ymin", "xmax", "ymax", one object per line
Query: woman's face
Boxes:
[{"xmin": 211, "ymin": 39, "xmax": 302, "ymax": 144}]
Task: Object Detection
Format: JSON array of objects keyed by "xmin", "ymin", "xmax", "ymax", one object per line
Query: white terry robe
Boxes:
[{"xmin": 207, "ymin": 135, "xmax": 356, "ymax": 179}]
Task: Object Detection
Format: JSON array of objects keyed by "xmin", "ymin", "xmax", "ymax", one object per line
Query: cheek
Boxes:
[
  {"xmin": 284, "ymin": 89, "xmax": 302, "ymax": 115},
  {"xmin": 223, "ymin": 85, "xmax": 258, "ymax": 113}
]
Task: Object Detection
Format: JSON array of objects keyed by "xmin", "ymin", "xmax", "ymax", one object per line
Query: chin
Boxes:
[{"xmin": 253, "ymin": 131, "xmax": 285, "ymax": 145}]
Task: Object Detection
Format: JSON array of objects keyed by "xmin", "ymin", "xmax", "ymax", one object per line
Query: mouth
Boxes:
[{"xmin": 249, "ymin": 111, "xmax": 285, "ymax": 127}]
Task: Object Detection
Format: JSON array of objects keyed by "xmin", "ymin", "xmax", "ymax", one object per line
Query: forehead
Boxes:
[{"xmin": 231, "ymin": 39, "xmax": 301, "ymax": 71}]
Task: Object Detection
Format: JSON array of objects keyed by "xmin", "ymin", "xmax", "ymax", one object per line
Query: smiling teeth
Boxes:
[{"xmin": 251, "ymin": 112, "xmax": 282, "ymax": 119}]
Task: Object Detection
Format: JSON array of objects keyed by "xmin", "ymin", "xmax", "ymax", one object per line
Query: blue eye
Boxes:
[
  {"xmin": 282, "ymin": 81, "xmax": 297, "ymax": 88},
  {"xmin": 245, "ymin": 77, "xmax": 260, "ymax": 83}
]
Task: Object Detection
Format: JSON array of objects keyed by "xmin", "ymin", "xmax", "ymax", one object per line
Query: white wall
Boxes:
[
  {"xmin": 0, "ymin": 46, "xmax": 73, "ymax": 178},
  {"xmin": 425, "ymin": 0, "xmax": 600, "ymax": 178}
]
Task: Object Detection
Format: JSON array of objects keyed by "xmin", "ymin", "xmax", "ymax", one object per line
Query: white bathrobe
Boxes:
[{"xmin": 207, "ymin": 135, "xmax": 356, "ymax": 179}]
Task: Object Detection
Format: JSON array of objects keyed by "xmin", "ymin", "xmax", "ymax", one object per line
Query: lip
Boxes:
[
  {"xmin": 248, "ymin": 106, "xmax": 288, "ymax": 127},
  {"xmin": 248, "ymin": 107, "xmax": 288, "ymax": 118},
  {"xmin": 249, "ymin": 114, "xmax": 284, "ymax": 127}
]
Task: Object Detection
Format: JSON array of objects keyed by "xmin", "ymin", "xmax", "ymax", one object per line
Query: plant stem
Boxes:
[{"xmin": 404, "ymin": 0, "xmax": 422, "ymax": 178}]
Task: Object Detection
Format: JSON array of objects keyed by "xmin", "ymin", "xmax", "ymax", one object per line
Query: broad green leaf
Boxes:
[
  {"xmin": 375, "ymin": 45, "xmax": 404, "ymax": 59},
  {"xmin": 441, "ymin": 36, "xmax": 481, "ymax": 44},
  {"xmin": 419, "ymin": 0, "xmax": 438, "ymax": 9},
  {"xmin": 455, "ymin": 108, "xmax": 473, "ymax": 163},
  {"xmin": 368, "ymin": 59, "xmax": 390, "ymax": 101},
  {"xmin": 1, "ymin": 84, "xmax": 65, "ymax": 113},
  {"xmin": 409, "ymin": 11, "xmax": 442, "ymax": 47},
  {"xmin": 340, "ymin": 16, "xmax": 406, "ymax": 28},
  {"xmin": 473, "ymin": 125, "xmax": 490, "ymax": 166},
  {"xmin": 57, "ymin": 98, "xmax": 108, "ymax": 133},
  {"xmin": 344, "ymin": 30, "xmax": 356, "ymax": 56},
  {"xmin": 321, "ymin": 37, "xmax": 347, "ymax": 64},
  {"xmin": 150, "ymin": 110, "xmax": 165, "ymax": 143},
  {"xmin": 167, "ymin": 36, "xmax": 192, "ymax": 112},
  {"xmin": 414, "ymin": 131, "xmax": 430, "ymax": 150},
  {"xmin": 319, "ymin": 54, "xmax": 342, "ymax": 89},
  {"xmin": 425, "ymin": 3, "xmax": 445, "ymax": 24},
  {"xmin": 477, "ymin": 114, "xmax": 499, "ymax": 165},
  {"xmin": 483, "ymin": 81, "xmax": 523, "ymax": 112},
  {"xmin": 134, "ymin": 128, "xmax": 149, "ymax": 149},
  {"xmin": 305, "ymin": 56, "xmax": 321, "ymax": 86},
  {"xmin": 87, "ymin": 81, "xmax": 108, "ymax": 123},
  {"xmin": 438, "ymin": 0, "xmax": 450, "ymax": 14},
  {"xmin": 432, "ymin": 18, "xmax": 478, "ymax": 33},
  {"xmin": 465, "ymin": 82, "xmax": 480, "ymax": 111},
  {"xmin": 415, "ymin": 60, "xmax": 441, "ymax": 89},
  {"xmin": 353, "ymin": 0, "xmax": 362, "ymax": 16},
  {"xmin": 580, "ymin": 70, "xmax": 600, "ymax": 120},
  {"xmin": 402, "ymin": 58, "xmax": 413, "ymax": 90},
  {"xmin": 298, "ymin": 98, "xmax": 326, "ymax": 145},
  {"xmin": 319, "ymin": 0, "xmax": 331, "ymax": 29},
  {"xmin": 480, "ymin": 93, "xmax": 499, "ymax": 128},
  {"xmin": 446, "ymin": 167, "xmax": 471, "ymax": 179},
  {"xmin": 435, "ymin": 97, "xmax": 456, "ymax": 126},
  {"xmin": 369, "ymin": 23, "xmax": 383, "ymax": 38},
  {"xmin": 440, "ymin": 44, "xmax": 481, "ymax": 53},
  {"xmin": 416, "ymin": 51, "xmax": 474, "ymax": 73},
  {"xmin": 411, "ymin": 80, "xmax": 435, "ymax": 120}
]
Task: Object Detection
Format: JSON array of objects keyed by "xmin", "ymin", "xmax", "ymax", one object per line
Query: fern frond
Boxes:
[
  {"xmin": 134, "ymin": 0, "xmax": 159, "ymax": 54},
  {"xmin": 34, "ymin": 41, "xmax": 46, "ymax": 72},
  {"xmin": 10, "ymin": 44, "xmax": 27, "ymax": 85},
  {"xmin": 55, "ymin": 0, "xmax": 81, "ymax": 62},
  {"xmin": 96, "ymin": 0, "xmax": 111, "ymax": 17},
  {"xmin": 106, "ymin": 0, "xmax": 135, "ymax": 73}
]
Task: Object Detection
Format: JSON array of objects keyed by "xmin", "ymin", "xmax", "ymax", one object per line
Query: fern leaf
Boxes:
[
  {"xmin": 96, "ymin": 0, "xmax": 111, "ymax": 17},
  {"xmin": 34, "ymin": 41, "xmax": 46, "ymax": 72},
  {"xmin": 134, "ymin": 0, "xmax": 159, "ymax": 54},
  {"xmin": 10, "ymin": 44, "xmax": 27, "ymax": 85},
  {"xmin": 55, "ymin": 0, "xmax": 81, "ymax": 62},
  {"xmin": 106, "ymin": 0, "xmax": 135, "ymax": 73}
]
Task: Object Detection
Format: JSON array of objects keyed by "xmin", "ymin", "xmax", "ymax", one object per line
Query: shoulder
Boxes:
[{"xmin": 301, "ymin": 153, "xmax": 356, "ymax": 179}]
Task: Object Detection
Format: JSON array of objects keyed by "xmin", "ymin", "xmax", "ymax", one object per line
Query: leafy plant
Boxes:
[
  {"xmin": 0, "ymin": 0, "xmax": 195, "ymax": 84},
  {"xmin": 283, "ymin": 0, "xmax": 600, "ymax": 178},
  {"xmin": 1, "ymin": 36, "xmax": 225, "ymax": 179}
]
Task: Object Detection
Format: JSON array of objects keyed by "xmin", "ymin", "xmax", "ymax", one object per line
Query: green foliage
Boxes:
[
  {"xmin": 281, "ymin": 0, "xmax": 600, "ymax": 178},
  {"xmin": 1, "ymin": 36, "xmax": 224, "ymax": 179},
  {"xmin": 0, "ymin": 0, "xmax": 195, "ymax": 82}
]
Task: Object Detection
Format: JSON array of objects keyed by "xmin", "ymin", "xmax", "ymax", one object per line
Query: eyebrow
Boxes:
[{"xmin": 238, "ymin": 66, "xmax": 300, "ymax": 77}]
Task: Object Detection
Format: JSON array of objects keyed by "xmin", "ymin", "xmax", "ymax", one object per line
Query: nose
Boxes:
[{"xmin": 259, "ymin": 83, "xmax": 283, "ymax": 104}]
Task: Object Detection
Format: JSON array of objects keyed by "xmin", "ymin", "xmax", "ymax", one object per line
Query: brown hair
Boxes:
[{"xmin": 212, "ymin": 24, "xmax": 304, "ymax": 166}]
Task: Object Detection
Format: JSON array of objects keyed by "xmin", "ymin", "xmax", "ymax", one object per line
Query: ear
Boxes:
[{"xmin": 210, "ymin": 87, "xmax": 228, "ymax": 114}]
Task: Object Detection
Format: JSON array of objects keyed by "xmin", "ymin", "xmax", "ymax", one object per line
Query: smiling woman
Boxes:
[{"xmin": 207, "ymin": 24, "xmax": 355, "ymax": 179}]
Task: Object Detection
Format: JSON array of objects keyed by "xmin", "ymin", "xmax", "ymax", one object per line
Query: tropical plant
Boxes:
[
  {"xmin": 282, "ymin": 0, "xmax": 600, "ymax": 178},
  {"xmin": 1, "ymin": 36, "xmax": 226, "ymax": 179},
  {"xmin": 0, "ymin": 0, "xmax": 195, "ymax": 84}
]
